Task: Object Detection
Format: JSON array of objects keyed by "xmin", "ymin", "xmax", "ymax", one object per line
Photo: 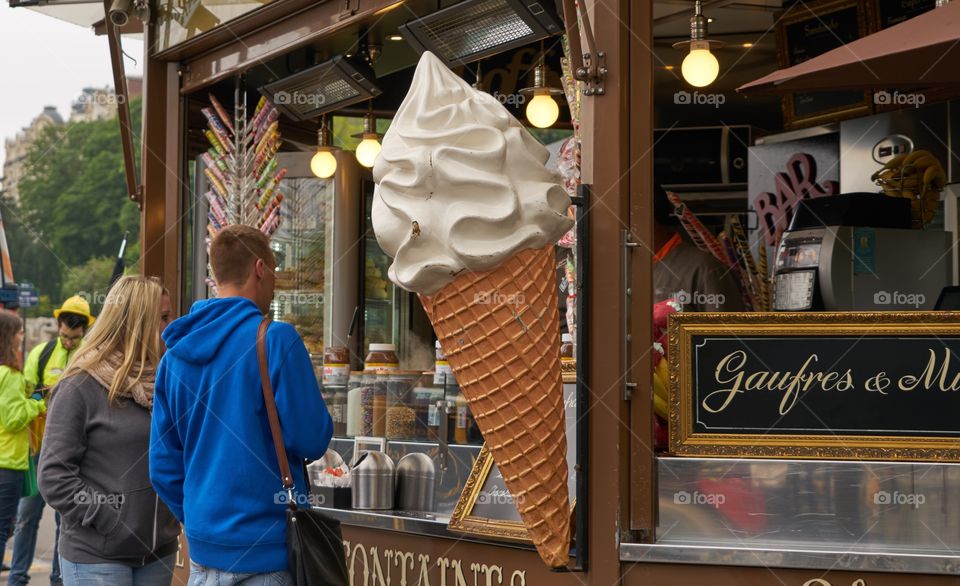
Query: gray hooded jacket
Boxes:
[{"xmin": 38, "ymin": 372, "xmax": 180, "ymax": 566}]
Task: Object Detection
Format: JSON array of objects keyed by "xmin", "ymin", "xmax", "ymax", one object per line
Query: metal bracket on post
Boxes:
[
  {"xmin": 562, "ymin": 0, "xmax": 607, "ymax": 96},
  {"xmin": 104, "ymin": 0, "xmax": 142, "ymax": 209},
  {"xmin": 622, "ymin": 231, "xmax": 640, "ymax": 401}
]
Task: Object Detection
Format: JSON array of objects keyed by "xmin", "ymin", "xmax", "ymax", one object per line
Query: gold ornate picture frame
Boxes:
[
  {"xmin": 669, "ymin": 312, "xmax": 960, "ymax": 461},
  {"xmin": 775, "ymin": 0, "xmax": 874, "ymax": 128},
  {"xmin": 449, "ymin": 375, "xmax": 578, "ymax": 541},
  {"xmin": 447, "ymin": 444, "xmax": 532, "ymax": 542}
]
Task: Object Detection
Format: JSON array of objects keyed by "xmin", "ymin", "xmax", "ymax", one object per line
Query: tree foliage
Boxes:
[
  {"xmin": 10, "ymin": 99, "xmax": 142, "ymax": 304},
  {"xmin": 59, "ymin": 256, "xmax": 118, "ymax": 315},
  {"xmin": 1, "ymin": 197, "xmax": 64, "ymax": 301}
]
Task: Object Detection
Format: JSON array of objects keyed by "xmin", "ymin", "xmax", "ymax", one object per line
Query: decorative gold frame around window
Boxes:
[{"xmin": 668, "ymin": 311, "xmax": 960, "ymax": 461}]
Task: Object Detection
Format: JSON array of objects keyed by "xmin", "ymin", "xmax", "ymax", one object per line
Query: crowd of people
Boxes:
[{"xmin": 0, "ymin": 225, "xmax": 334, "ymax": 586}]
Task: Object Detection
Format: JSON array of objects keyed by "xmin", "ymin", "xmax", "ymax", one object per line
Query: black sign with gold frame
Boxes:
[
  {"xmin": 669, "ymin": 312, "xmax": 960, "ymax": 461},
  {"xmin": 776, "ymin": 0, "xmax": 874, "ymax": 128}
]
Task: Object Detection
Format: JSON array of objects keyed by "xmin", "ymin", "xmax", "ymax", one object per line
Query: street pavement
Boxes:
[{"xmin": 2, "ymin": 503, "xmax": 57, "ymax": 581}]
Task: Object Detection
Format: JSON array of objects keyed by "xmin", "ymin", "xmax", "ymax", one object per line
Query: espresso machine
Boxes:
[{"xmin": 772, "ymin": 194, "xmax": 954, "ymax": 311}]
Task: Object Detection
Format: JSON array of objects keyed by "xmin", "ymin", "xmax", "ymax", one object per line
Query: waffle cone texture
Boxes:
[{"xmin": 419, "ymin": 246, "xmax": 571, "ymax": 568}]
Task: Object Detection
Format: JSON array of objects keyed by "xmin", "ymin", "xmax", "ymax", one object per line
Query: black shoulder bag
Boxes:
[{"xmin": 257, "ymin": 318, "xmax": 349, "ymax": 586}]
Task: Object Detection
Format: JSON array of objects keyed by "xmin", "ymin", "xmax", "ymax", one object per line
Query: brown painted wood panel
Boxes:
[
  {"xmin": 340, "ymin": 526, "xmax": 585, "ymax": 585},
  {"xmin": 627, "ymin": 0, "xmax": 656, "ymax": 537},
  {"xmin": 582, "ymin": 0, "xmax": 632, "ymax": 581},
  {"xmin": 140, "ymin": 34, "xmax": 182, "ymax": 308}
]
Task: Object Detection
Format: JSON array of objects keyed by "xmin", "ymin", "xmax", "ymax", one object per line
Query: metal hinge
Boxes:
[
  {"xmin": 563, "ymin": 0, "xmax": 607, "ymax": 96},
  {"xmin": 623, "ymin": 231, "xmax": 640, "ymax": 401}
]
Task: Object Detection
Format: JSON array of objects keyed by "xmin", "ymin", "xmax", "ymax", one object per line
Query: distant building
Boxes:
[
  {"xmin": 2, "ymin": 77, "xmax": 143, "ymax": 203},
  {"xmin": 70, "ymin": 77, "xmax": 142, "ymax": 122},
  {"xmin": 2, "ymin": 106, "xmax": 63, "ymax": 205}
]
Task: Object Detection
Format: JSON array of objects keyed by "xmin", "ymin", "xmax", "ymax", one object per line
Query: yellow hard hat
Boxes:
[{"xmin": 53, "ymin": 295, "xmax": 96, "ymax": 326}]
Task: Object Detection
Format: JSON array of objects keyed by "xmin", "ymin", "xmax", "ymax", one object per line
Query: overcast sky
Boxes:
[{"xmin": 0, "ymin": 3, "xmax": 144, "ymax": 164}]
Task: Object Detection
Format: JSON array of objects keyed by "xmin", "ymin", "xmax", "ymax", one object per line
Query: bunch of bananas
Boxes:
[
  {"xmin": 871, "ymin": 149, "xmax": 946, "ymax": 227},
  {"xmin": 653, "ymin": 357, "xmax": 669, "ymax": 420}
]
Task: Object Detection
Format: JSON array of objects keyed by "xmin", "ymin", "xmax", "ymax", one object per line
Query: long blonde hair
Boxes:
[{"xmin": 62, "ymin": 276, "xmax": 164, "ymax": 404}]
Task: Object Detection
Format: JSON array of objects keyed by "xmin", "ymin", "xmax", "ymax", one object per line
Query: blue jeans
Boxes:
[
  {"xmin": 60, "ymin": 554, "xmax": 175, "ymax": 586},
  {"xmin": 7, "ymin": 483, "xmax": 61, "ymax": 585},
  {"xmin": 188, "ymin": 562, "xmax": 293, "ymax": 585},
  {"xmin": 7, "ymin": 491, "xmax": 44, "ymax": 586},
  {"xmin": 0, "ymin": 470, "xmax": 24, "ymax": 555}
]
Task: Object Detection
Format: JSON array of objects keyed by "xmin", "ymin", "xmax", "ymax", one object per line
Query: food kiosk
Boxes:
[{"xmin": 13, "ymin": 0, "xmax": 960, "ymax": 582}]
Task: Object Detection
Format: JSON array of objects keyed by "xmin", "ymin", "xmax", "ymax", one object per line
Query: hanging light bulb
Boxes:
[
  {"xmin": 310, "ymin": 115, "xmax": 338, "ymax": 179},
  {"xmin": 356, "ymin": 133, "xmax": 381, "ymax": 168},
  {"xmin": 673, "ymin": 0, "xmax": 723, "ymax": 88},
  {"xmin": 519, "ymin": 44, "xmax": 564, "ymax": 129},
  {"xmin": 351, "ymin": 104, "xmax": 382, "ymax": 168}
]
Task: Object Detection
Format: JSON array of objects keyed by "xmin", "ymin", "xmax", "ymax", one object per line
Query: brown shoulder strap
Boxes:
[{"xmin": 256, "ymin": 318, "xmax": 294, "ymax": 490}]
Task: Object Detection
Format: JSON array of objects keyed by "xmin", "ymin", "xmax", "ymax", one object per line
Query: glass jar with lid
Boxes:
[
  {"xmin": 327, "ymin": 386, "xmax": 347, "ymax": 437},
  {"xmin": 412, "ymin": 373, "xmax": 444, "ymax": 441},
  {"xmin": 345, "ymin": 371, "xmax": 366, "ymax": 437},
  {"xmin": 358, "ymin": 371, "xmax": 378, "ymax": 437},
  {"xmin": 386, "ymin": 370, "xmax": 422, "ymax": 440},
  {"xmin": 365, "ymin": 343, "xmax": 399, "ymax": 371},
  {"xmin": 440, "ymin": 375, "xmax": 481, "ymax": 445},
  {"xmin": 371, "ymin": 370, "xmax": 390, "ymax": 437},
  {"xmin": 385, "ymin": 370, "xmax": 421, "ymax": 440},
  {"xmin": 323, "ymin": 346, "xmax": 351, "ymax": 387}
]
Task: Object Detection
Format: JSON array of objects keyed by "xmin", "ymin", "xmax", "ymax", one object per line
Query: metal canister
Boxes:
[
  {"xmin": 395, "ymin": 453, "xmax": 436, "ymax": 512},
  {"xmin": 351, "ymin": 451, "xmax": 395, "ymax": 510}
]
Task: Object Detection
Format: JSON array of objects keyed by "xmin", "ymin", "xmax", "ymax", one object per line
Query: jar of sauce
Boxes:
[
  {"xmin": 560, "ymin": 333, "xmax": 575, "ymax": 372},
  {"xmin": 327, "ymin": 386, "xmax": 347, "ymax": 436},
  {"xmin": 323, "ymin": 346, "xmax": 351, "ymax": 387},
  {"xmin": 365, "ymin": 343, "xmax": 399, "ymax": 371}
]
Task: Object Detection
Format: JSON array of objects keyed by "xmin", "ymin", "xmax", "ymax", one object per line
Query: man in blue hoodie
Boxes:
[{"xmin": 150, "ymin": 224, "xmax": 333, "ymax": 585}]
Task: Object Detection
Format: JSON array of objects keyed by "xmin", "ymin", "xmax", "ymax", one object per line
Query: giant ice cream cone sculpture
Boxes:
[{"xmin": 372, "ymin": 52, "xmax": 574, "ymax": 567}]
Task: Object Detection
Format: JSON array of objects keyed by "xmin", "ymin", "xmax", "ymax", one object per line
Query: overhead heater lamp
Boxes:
[
  {"xmin": 260, "ymin": 55, "xmax": 382, "ymax": 121},
  {"xmin": 398, "ymin": 0, "xmax": 565, "ymax": 66},
  {"xmin": 310, "ymin": 116, "xmax": 338, "ymax": 179},
  {"xmin": 672, "ymin": 0, "xmax": 723, "ymax": 88}
]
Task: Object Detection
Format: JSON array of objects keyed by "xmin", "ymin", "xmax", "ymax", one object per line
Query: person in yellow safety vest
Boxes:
[{"xmin": 5, "ymin": 295, "xmax": 95, "ymax": 586}]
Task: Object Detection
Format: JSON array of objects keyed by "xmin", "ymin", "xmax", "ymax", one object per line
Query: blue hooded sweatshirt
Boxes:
[{"xmin": 150, "ymin": 297, "xmax": 332, "ymax": 573}]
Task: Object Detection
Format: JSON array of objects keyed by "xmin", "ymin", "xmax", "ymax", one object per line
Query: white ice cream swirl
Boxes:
[{"xmin": 372, "ymin": 52, "xmax": 573, "ymax": 295}]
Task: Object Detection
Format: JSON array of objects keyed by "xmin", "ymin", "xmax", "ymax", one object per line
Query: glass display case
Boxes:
[
  {"xmin": 362, "ymin": 180, "xmax": 396, "ymax": 351},
  {"xmin": 339, "ymin": 369, "xmax": 481, "ymax": 445},
  {"xmin": 270, "ymin": 176, "xmax": 333, "ymax": 358}
]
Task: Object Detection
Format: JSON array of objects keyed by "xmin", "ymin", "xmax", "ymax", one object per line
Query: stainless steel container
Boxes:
[
  {"xmin": 395, "ymin": 453, "xmax": 436, "ymax": 512},
  {"xmin": 351, "ymin": 451, "xmax": 395, "ymax": 510}
]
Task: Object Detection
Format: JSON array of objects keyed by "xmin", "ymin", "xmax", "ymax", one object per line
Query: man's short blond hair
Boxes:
[{"xmin": 209, "ymin": 225, "xmax": 275, "ymax": 287}]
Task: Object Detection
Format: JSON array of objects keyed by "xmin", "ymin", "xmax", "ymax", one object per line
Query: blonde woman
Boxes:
[
  {"xmin": 38, "ymin": 276, "xmax": 180, "ymax": 586},
  {"xmin": 0, "ymin": 312, "xmax": 45, "ymax": 558}
]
